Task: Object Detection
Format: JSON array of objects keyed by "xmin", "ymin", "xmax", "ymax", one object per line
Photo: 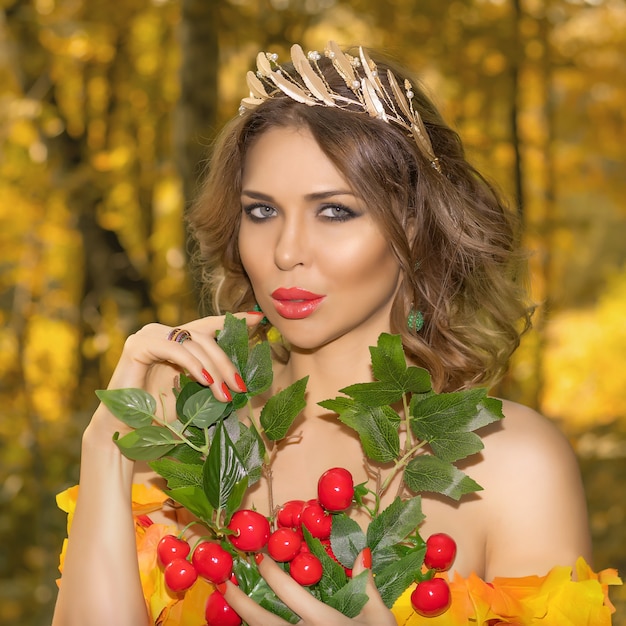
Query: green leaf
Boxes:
[
  {"xmin": 374, "ymin": 547, "xmax": 426, "ymax": 608},
  {"xmin": 339, "ymin": 381, "xmax": 404, "ymax": 407},
  {"xmin": 164, "ymin": 443, "xmax": 203, "ymax": 465},
  {"xmin": 217, "ymin": 313, "xmax": 249, "ymax": 372},
  {"xmin": 369, "ymin": 544, "xmax": 415, "ymax": 574},
  {"xmin": 302, "ymin": 528, "xmax": 347, "ymax": 599},
  {"xmin": 96, "ymin": 388, "xmax": 156, "ymax": 428},
  {"xmin": 330, "ymin": 514, "xmax": 366, "ymax": 569},
  {"xmin": 234, "ymin": 423, "xmax": 264, "ymax": 484},
  {"xmin": 182, "ymin": 388, "xmax": 230, "ymax": 428},
  {"xmin": 149, "ymin": 458, "xmax": 203, "ymax": 489},
  {"xmin": 225, "ymin": 476, "xmax": 249, "ymax": 520},
  {"xmin": 232, "ymin": 558, "xmax": 299, "ymax": 624},
  {"xmin": 258, "ymin": 593, "xmax": 300, "ymax": 624},
  {"xmin": 204, "ymin": 419, "xmax": 248, "ymax": 510},
  {"xmin": 367, "ymin": 496, "xmax": 424, "ymax": 554},
  {"xmin": 329, "ymin": 400, "xmax": 400, "ymax": 463},
  {"xmin": 166, "ymin": 485, "xmax": 214, "ymax": 523},
  {"xmin": 404, "ymin": 455, "xmax": 482, "ymax": 500},
  {"xmin": 429, "ymin": 430, "xmax": 484, "ymax": 463},
  {"xmin": 404, "ymin": 366, "xmax": 433, "ymax": 394},
  {"xmin": 244, "ymin": 340, "xmax": 273, "ymax": 395},
  {"xmin": 175, "ymin": 380, "xmax": 204, "ymax": 423},
  {"xmin": 369, "ymin": 333, "xmax": 408, "ymax": 386},
  {"xmin": 260, "ymin": 376, "xmax": 308, "ymax": 440},
  {"xmin": 410, "ymin": 388, "xmax": 500, "ymax": 440},
  {"xmin": 475, "ymin": 396, "xmax": 505, "ymax": 428},
  {"xmin": 325, "ymin": 570, "xmax": 369, "ymax": 618},
  {"xmin": 113, "ymin": 426, "xmax": 178, "ymax": 461}
]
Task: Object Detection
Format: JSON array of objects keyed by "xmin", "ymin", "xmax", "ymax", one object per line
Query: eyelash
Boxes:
[{"xmin": 242, "ymin": 202, "xmax": 359, "ymax": 223}]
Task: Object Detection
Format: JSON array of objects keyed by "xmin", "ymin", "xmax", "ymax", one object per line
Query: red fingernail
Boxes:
[
  {"xmin": 247, "ymin": 311, "xmax": 264, "ymax": 315},
  {"xmin": 362, "ymin": 547, "xmax": 372, "ymax": 569},
  {"xmin": 216, "ymin": 582, "xmax": 227, "ymax": 594},
  {"xmin": 234, "ymin": 373, "xmax": 247, "ymax": 393},
  {"xmin": 221, "ymin": 382, "xmax": 232, "ymax": 401},
  {"xmin": 254, "ymin": 553, "xmax": 264, "ymax": 565},
  {"xmin": 201, "ymin": 369, "xmax": 214, "ymax": 385}
]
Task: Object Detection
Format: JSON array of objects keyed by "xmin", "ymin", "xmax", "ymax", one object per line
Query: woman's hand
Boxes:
[
  {"xmin": 87, "ymin": 311, "xmax": 264, "ymax": 439},
  {"xmin": 219, "ymin": 549, "xmax": 397, "ymax": 626}
]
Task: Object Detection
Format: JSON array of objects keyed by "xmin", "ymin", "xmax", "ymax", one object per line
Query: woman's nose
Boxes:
[{"xmin": 274, "ymin": 216, "xmax": 308, "ymax": 270}]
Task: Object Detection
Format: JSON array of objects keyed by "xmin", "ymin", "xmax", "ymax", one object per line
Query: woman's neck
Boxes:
[{"xmin": 275, "ymin": 333, "xmax": 382, "ymax": 408}]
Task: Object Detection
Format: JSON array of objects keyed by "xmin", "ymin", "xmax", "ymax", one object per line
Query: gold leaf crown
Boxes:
[{"xmin": 239, "ymin": 41, "xmax": 441, "ymax": 173}]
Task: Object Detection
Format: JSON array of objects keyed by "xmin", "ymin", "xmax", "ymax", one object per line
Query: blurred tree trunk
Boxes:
[
  {"xmin": 510, "ymin": 0, "xmax": 525, "ymax": 225},
  {"xmin": 533, "ymin": 5, "xmax": 557, "ymax": 412},
  {"xmin": 175, "ymin": 0, "xmax": 219, "ymax": 306}
]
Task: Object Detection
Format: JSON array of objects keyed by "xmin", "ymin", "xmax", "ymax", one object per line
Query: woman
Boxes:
[{"xmin": 53, "ymin": 42, "xmax": 610, "ymax": 626}]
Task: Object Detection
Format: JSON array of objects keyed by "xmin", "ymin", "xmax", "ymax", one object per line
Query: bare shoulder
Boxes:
[
  {"xmin": 481, "ymin": 399, "xmax": 577, "ymax": 470},
  {"xmin": 472, "ymin": 399, "xmax": 592, "ymax": 578}
]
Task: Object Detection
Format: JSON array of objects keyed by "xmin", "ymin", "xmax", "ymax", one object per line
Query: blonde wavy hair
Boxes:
[{"xmin": 187, "ymin": 53, "xmax": 533, "ymax": 393}]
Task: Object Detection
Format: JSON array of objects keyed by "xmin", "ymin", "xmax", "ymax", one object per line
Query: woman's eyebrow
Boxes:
[{"xmin": 241, "ymin": 189, "xmax": 355, "ymax": 201}]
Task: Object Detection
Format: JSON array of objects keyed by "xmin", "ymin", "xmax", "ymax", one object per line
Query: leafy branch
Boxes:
[{"xmin": 98, "ymin": 315, "xmax": 503, "ymax": 616}]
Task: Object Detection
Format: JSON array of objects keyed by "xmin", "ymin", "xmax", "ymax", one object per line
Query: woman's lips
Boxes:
[{"xmin": 271, "ymin": 287, "xmax": 325, "ymax": 319}]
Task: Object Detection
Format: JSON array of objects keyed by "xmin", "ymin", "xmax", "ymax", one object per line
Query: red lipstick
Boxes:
[{"xmin": 271, "ymin": 287, "xmax": 325, "ymax": 319}]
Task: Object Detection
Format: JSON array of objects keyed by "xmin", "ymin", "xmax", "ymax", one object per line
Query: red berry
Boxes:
[
  {"xmin": 191, "ymin": 541, "xmax": 233, "ymax": 584},
  {"xmin": 157, "ymin": 534, "xmax": 190, "ymax": 566},
  {"xmin": 227, "ymin": 509, "xmax": 271, "ymax": 552},
  {"xmin": 289, "ymin": 552, "xmax": 323, "ymax": 586},
  {"xmin": 317, "ymin": 467, "xmax": 355, "ymax": 512},
  {"xmin": 164, "ymin": 558, "xmax": 198, "ymax": 592},
  {"xmin": 424, "ymin": 533, "xmax": 457, "ymax": 572},
  {"xmin": 267, "ymin": 527, "xmax": 302, "ymax": 562},
  {"xmin": 410, "ymin": 578, "xmax": 451, "ymax": 617},
  {"xmin": 205, "ymin": 590, "xmax": 242, "ymax": 626},
  {"xmin": 300, "ymin": 501, "xmax": 332, "ymax": 540},
  {"xmin": 276, "ymin": 500, "xmax": 305, "ymax": 528}
]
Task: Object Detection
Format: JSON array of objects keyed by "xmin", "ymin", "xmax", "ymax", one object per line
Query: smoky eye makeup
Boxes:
[
  {"xmin": 242, "ymin": 203, "xmax": 277, "ymax": 221},
  {"xmin": 317, "ymin": 202, "xmax": 361, "ymax": 222}
]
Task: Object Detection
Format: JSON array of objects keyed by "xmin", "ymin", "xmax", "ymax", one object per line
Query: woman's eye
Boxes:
[
  {"xmin": 244, "ymin": 204, "xmax": 276, "ymax": 220},
  {"xmin": 318, "ymin": 204, "xmax": 357, "ymax": 221}
]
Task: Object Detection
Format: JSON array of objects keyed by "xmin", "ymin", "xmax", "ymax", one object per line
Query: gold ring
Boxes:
[{"xmin": 167, "ymin": 328, "xmax": 192, "ymax": 344}]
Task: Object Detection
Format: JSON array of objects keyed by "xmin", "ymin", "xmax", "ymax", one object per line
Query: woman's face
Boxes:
[{"xmin": 238, "ymin": 125, "xmax": 401, "ymax": 352}]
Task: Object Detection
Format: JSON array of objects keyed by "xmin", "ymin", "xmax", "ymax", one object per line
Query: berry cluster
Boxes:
[
  {"xmin": 155, "ymin": 466, "xmax": 457, "ymax": 624},
  {"xmin": 157, "ymin": 533, "xmax": 241, "ymax": 625},
  {"xmin": 269, "ymin": 467, "xmax": 356, "ymax": 584}
]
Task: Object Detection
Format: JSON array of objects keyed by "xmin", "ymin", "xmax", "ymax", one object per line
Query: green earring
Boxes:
[
  {"xmin": 407, "ymin": 309, "xmax": 424, "ymax": 333},
  {"xmin": 253, "ymin": 304, "xmax": 269, "ymax": 325}
]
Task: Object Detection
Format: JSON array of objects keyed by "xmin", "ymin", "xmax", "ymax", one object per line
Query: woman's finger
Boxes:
[
  {"xmin": 218, "ymin": 580, "xmax": 294, "ymax": 626},
  {"xmin": 255, "ymin": 554, "xmax": 343, "ymax": 623},
  {"xmin": 176, "ymin": 311, "xmax": 266, "ymax": 401},
  {"xmin": 351, "ymin": 549, "xmax": 397, "ymax": 624}
]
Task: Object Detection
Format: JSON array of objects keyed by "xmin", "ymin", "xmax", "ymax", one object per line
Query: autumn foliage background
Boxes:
[{"xmin": 0, "ymin": 0, "xmax": 625, "ymax": 624}]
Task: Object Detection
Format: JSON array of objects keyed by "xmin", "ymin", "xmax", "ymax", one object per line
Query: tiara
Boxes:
[{"xmin": 239, "ymin": 41, "xmax": 441, "ymax": 173}]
